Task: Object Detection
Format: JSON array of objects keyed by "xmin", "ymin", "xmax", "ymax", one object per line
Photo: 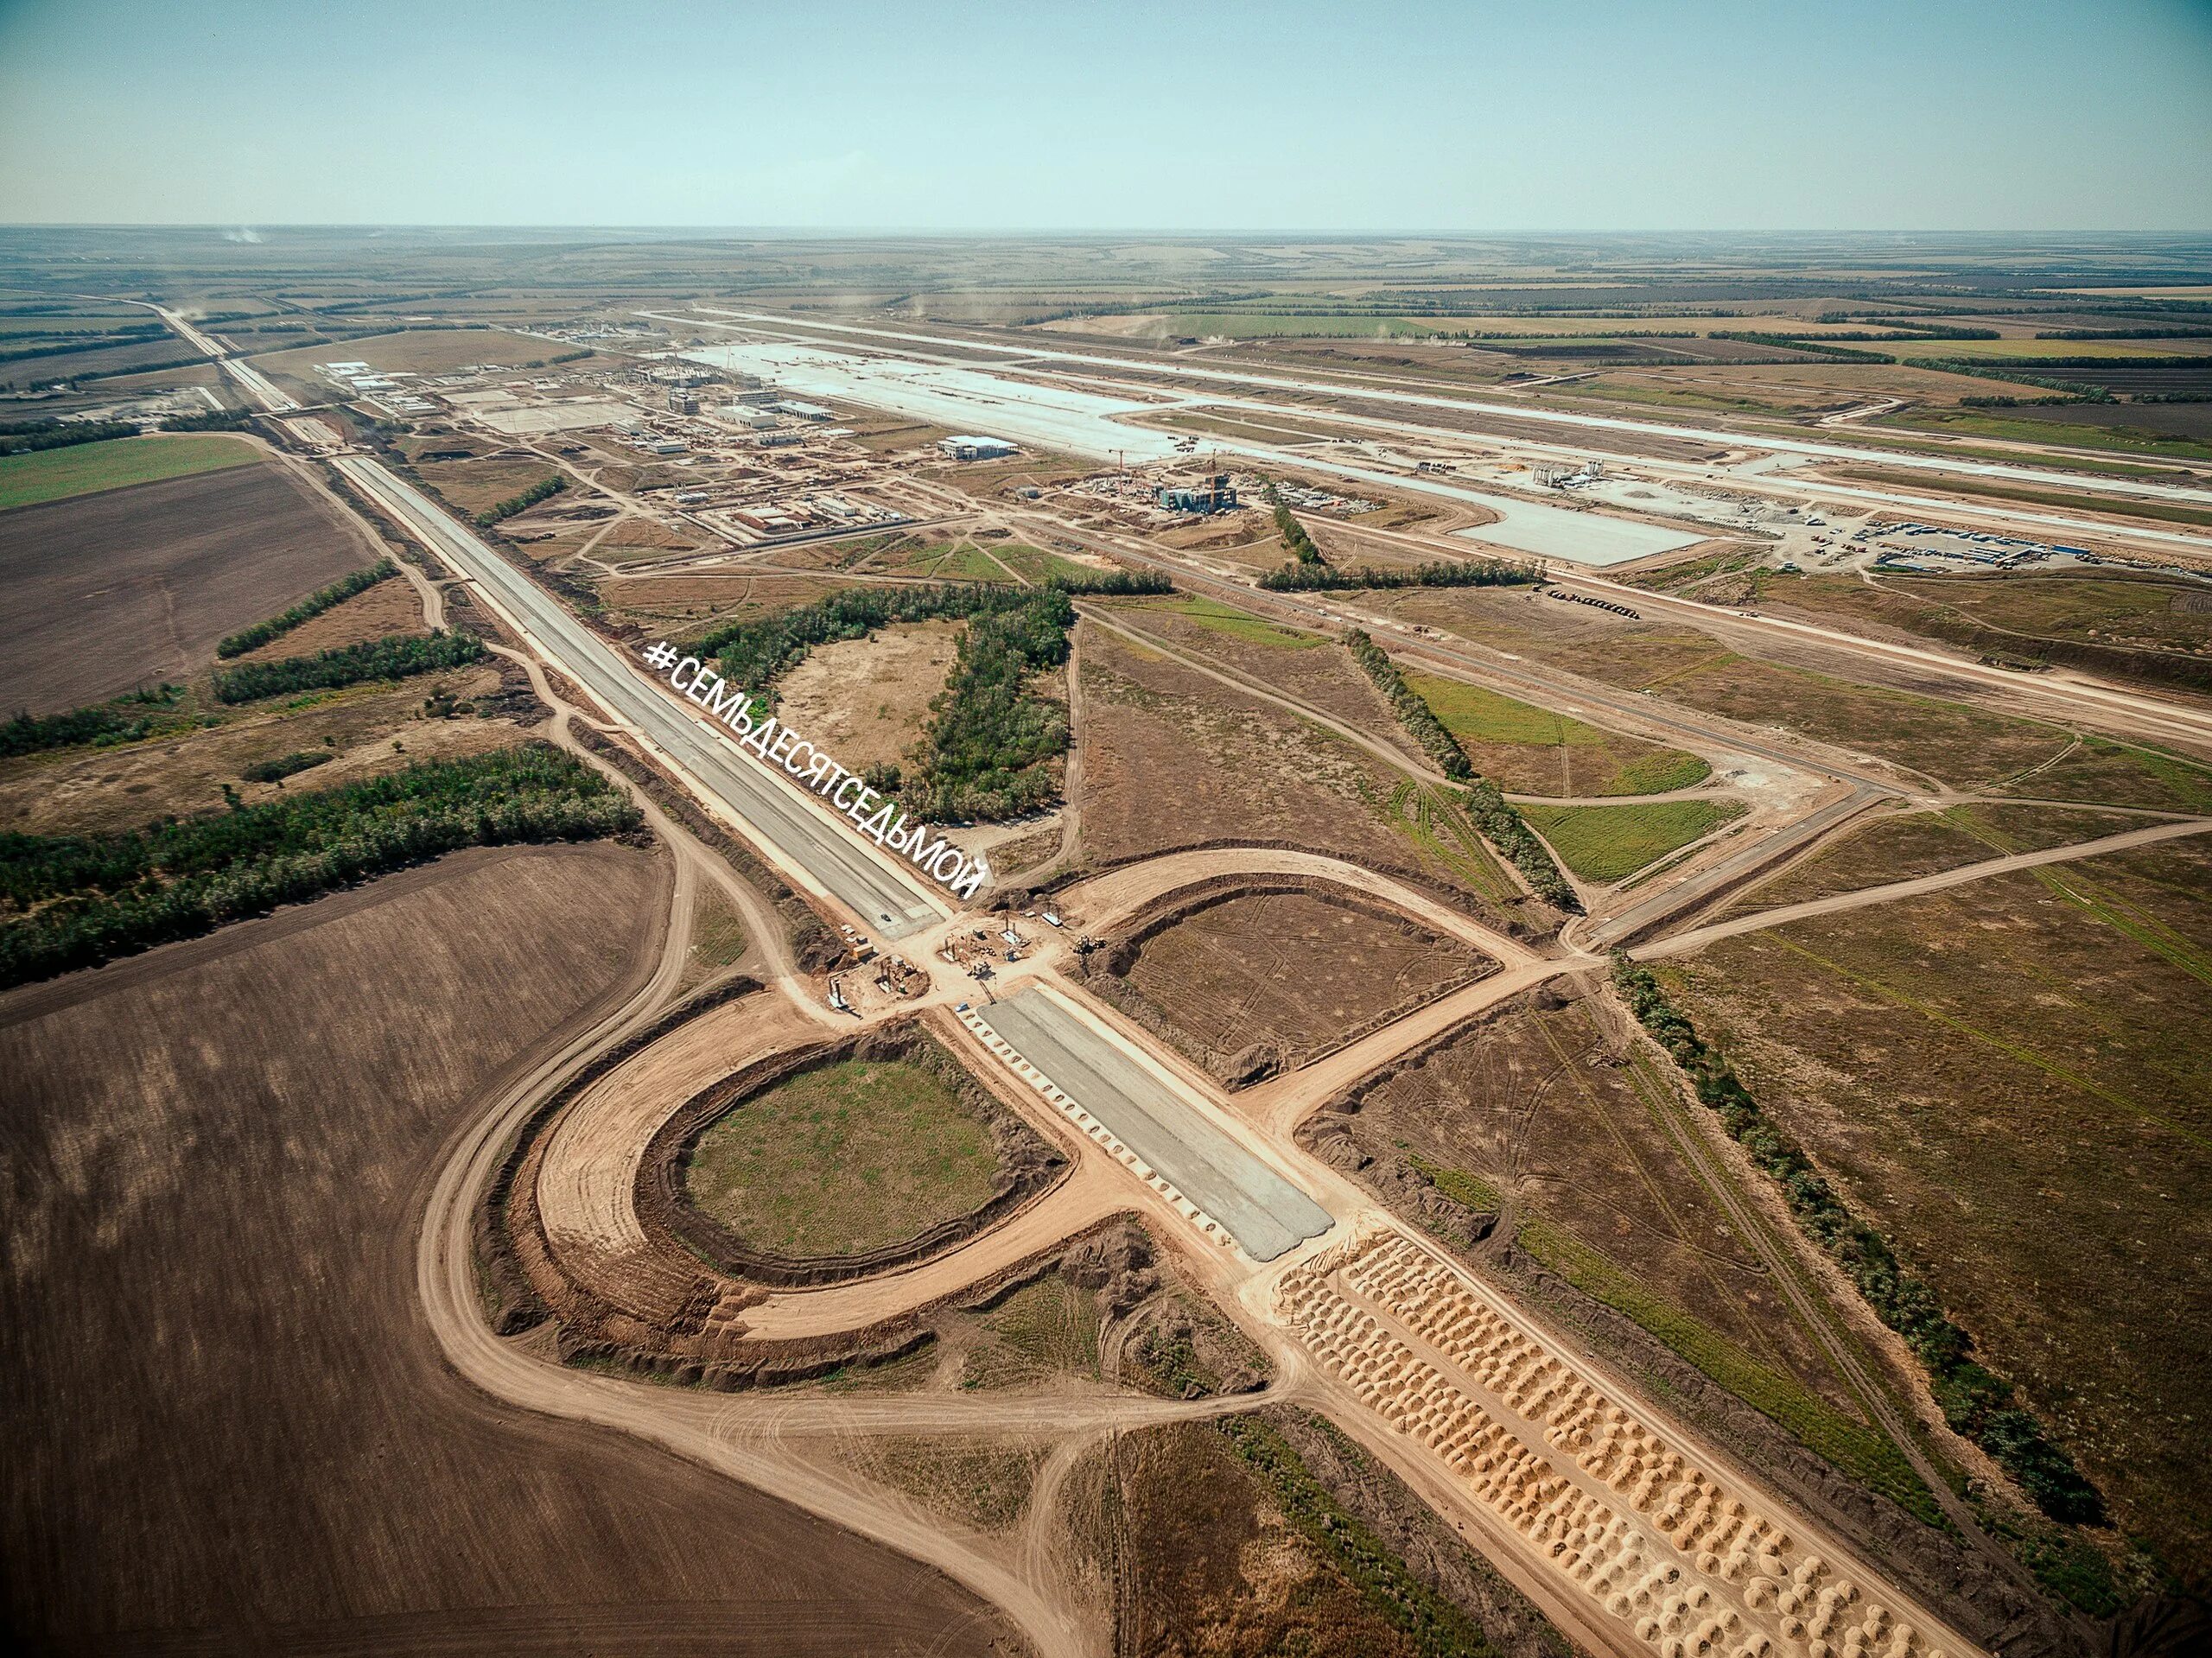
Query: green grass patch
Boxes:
[
  {"xmin": 893, "ymin": 541, "xmax": 1017, "ymax": 582},
  {"xmin": 979, "ymin": 543, "xmax": 1101, "ymax": 586},
  {"xmin": 1522, "ymin": 798, "xmax": 1743, "ymax": 882},
  {"xmin": 1513, "ymin": 1211, "xmax": 1939, "ymax": 1524},
  {"xmin": 1404, "ymin": 672, "xmax": 1710, "ymax": 797},
  {"xmin": 0, "ymin": 434, "xmax": 257, "ymax": 511},
  {"xmin": 686, "ymin": 1058, "xmax": 1000, "ymax": 1258}
]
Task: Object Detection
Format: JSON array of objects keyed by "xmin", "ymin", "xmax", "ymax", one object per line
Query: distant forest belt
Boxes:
[{"xmin": 1830, "ymin": 467, "xmax": 2212, "ymax": 528}]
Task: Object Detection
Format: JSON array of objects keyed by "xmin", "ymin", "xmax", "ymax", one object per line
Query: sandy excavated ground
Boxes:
[
  {"xmin": 775, "ymin": 619, "xmax": 963, "ymax": 772},
  {"xmin": 1278, "ymin": 1226, "xmax": 1979, "ymax": 1658}
]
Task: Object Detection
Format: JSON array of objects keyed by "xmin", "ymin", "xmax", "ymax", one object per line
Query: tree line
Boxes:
[
  {"xmin": 1260, "ymin": 556, "xmax": 1540, "ymax": 593},
  {"xmin": 696, "ymin": 570, "xmax": 1170, "ymax": 694},
  {"xmin": 212, "ymin": 630, "xmax": 486, "ymax": 704},
  {"xmin": 0, "ymin": 742, "xmax": 639, "ymax": 988},
  {"xmin": 1345, "ymin": 629, "xmax": 1474, "ymax": 781},
  {"xmin": 899, "ymin": 589, "xmax": 1074, "ymax": 822},
  {"xmin": 475, "ymin": 474, "xmax": 566, "ymax": 526},
  {"xmin": 1609, "ymin": 955, "xmax": 2103, "ymax": 1526},
  {"xmin": 0, "ymin": 418, "xmax": 140, "ymax": 455},
  {"xmin": 218, "ymin": 560, "xmax": 399, "ymax": 657},
  {"xmin": 1343, "ymin": 630, "xmax": 1578, "ymax": 910},
  {"xmin": 0, "ymin": 685, "xmax": 194, "ymax": 759}
]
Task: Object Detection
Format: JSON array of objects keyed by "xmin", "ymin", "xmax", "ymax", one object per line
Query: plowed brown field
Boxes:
[
  {"xmin": 0, "ymin": 458, "xmax": 376, "ymax": 712},
  {"xmin": 0, "ymin": 842, "xmax": 1012, "ymax": 1655}
]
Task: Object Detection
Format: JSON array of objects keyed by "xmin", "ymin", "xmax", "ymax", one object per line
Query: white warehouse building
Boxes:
[{"xmin": 938, "ymin": 435, "xmax": 1017, "ymax": 461}]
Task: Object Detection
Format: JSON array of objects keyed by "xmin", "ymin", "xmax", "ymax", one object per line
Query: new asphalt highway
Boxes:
[{"xmin": 330, "ymin": 456, "xmax": 948, "ymax": 938}]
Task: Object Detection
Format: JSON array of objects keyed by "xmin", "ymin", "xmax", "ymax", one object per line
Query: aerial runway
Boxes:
[
  {"xmin": 329, "ymin": 457, "xmax": 948, "ymax": 939},
  {"xmin": 975, "ymin": 987, "xmax": 1335, "ymax": 1262}
]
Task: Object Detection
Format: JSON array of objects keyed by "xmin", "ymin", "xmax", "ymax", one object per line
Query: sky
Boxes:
[{"xmin": 2, "ymin": 0, "xmax": 2209, "ymax": 232}]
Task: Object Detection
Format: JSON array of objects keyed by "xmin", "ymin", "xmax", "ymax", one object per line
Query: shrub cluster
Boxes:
[
  {"xmin": 212, "ymin": 630, "xmax": 486, "ymax": 704},
  {"xmin": 0, "ymin": 743, "xmax": 639, "ymax": 988},
  {"xmin": 474, "ymin": 473, "xmax": 566, "ymax": 526},
  {"xmin": 1259, "ymin": 556, "xmax": 1540, "ymax": 593},
  {"xmin": 1344, "ymin": 628, "xmax": 1474, "ymax": 782},
  {"xmin": 1463, "ymin": 778, "xmax": 1578, "ymax": 910},
  {"xmin": 217, "ymin": 559, "xmax": 398, "ymax": 657},
  {"xmin": 0, "ymin": 685, "xmax": 193, "ymax": 759},
  {"xmin": 1609, "ymin": 955, "xmax": 2104, "ymax": 1526},
  {"xmin": 240, "ymin": 750, "xmax": 333, "ymax": 785}
]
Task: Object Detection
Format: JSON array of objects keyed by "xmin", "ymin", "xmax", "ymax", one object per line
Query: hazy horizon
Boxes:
[{"xmin": 3, "ymin": 0, "xmax": 2209, "ymax": 232}]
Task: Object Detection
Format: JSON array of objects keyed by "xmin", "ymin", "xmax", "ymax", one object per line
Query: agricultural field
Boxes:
[
  {"xmin": 1872, "ymin": 406, "xmax": 2212, "ymax": 461},
  {"xmin": 1104, "ymin": 886, "xmax": 1494, "ymax": 1082},
  {"xmin": 413, "ymin": 452, "xmax": 574, "ymax": 518},
  {"xmin": 228, "ymin": 573, "xmax": 423, "ymax": 662},
  {"xmin": 684, "ymin": 1056, "xmax": 1003, "ymax": 1259},
  {"xmin": 1719, "ymin": 802, "xmax": 2160, "ymax": 918},
  {"xmin": 598, "ymin": 571, "xmax": 849, "ymax": 634},
  {"xmin": 0, "ymin": 429, "xmax": 255, "ymax": 511},
  {"xmin": 0, "ymin": 452, "xmax": 379, "ymax": 713},
  {"xmin": 1361, "ymin": 585, "xmax": 2202, "ymax": 802},
  {"xmin": 1075, "ymin": 628, "xmax": 1522, "ymax": 915},
  {"xmin": 0, "ymin": 842, "xmax": 1006, "ymax": 1654},
  {"xmin": 1520, "ymin": 797, "xmax": 1745, "ymax": 882},
  {"xmin": 1662, "ymin": 840, "xmax": 2212, "ymax": 1585},
  {"xmin": 1404, "ymin": 671, "xmax": 1712, "ymax": 796}
]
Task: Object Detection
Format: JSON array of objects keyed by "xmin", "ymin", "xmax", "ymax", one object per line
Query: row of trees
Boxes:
[
  {"xmin": 1259, "ymin": 556, "xmax": 1541, "ymax": 593},
  {"xmin": 0, "ymin": 744, "xmax": 639, "ymax": 988},
  {"xmin": 1462, "ymin": 779, "xmax": 1578, "ymax": 910},
  {"xmin": 698, "ymin": 570, "xmax": 1170, "ymax": 693},
  {"xmin": 475, "ymin": 474, "xmax": 566, "ymax": 526},
  {"xmin": 1609, "ymin": 955, "xmax": 2104, "ymax": 1525},
  {"xmin": 1342, "ymin": 630, "xmax": 1578, "ymax": 909},
  {"xmin": 1275, "ymin": 504, "xmax": 1325, "ymax": 566},
  {"xmin": 0, "ymin": 417, "xmax": 140, "ymax": 454},
  {"xmin": 1344, "ymin": 628, "xmax": 1474, "ymax": 781},
  {"xmin": 0, "ymin": 685, "xmax": 192, "ymax": 759},
  {"xmin": 212, "ymin": 630, "xmax": 485, "ymax": 704},
  {"xmin": 217, "ymin": 559, "xmax": 398, "ymax": 657},
  {"xmin": 163, "ymin": 407, "xmax": 257, "ymax": 433}
]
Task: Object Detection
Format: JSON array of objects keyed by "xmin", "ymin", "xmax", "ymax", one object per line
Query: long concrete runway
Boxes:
[
  {"xmin": 330, "ymin": 457, "xmax": 948, "ymax": 938},
  {"xmin": 974, "ymin": 988, "xmax": 1334, "ymax": 1261}
]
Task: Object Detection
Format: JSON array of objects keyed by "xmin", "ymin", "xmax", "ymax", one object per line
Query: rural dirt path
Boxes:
[{"xmin": 1637, "ymin": 814, "xmax": 2212, "ymax": 961}]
